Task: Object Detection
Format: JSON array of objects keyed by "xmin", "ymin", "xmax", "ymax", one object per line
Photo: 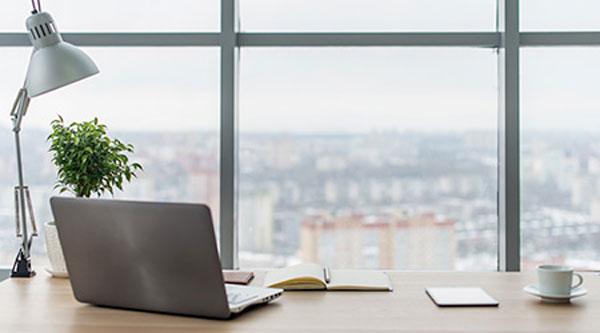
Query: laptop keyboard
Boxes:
[{"xmin": 226, "ymin": 285, "xmax": 259, "ymax": 305}]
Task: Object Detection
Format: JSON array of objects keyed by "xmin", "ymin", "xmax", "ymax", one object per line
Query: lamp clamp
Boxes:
[{"xmin": 11, "ymin": 239, "xmax": 35, "ymax": 278}]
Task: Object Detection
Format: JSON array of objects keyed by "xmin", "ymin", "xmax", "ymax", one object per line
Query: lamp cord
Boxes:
[{"xmin": 30, "ymin": 0, "xmax": 41, "ymax": 13}]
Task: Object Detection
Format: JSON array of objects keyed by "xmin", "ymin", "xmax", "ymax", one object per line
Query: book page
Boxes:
[
  {"xmin": 263, "ymin": 263, "xmax": 326, "ymax": 289},
  {"xmin": 327, "ymin": 269, "xmax": 392, "ymax": 291}
]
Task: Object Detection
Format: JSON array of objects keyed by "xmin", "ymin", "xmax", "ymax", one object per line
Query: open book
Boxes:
[{"xmin": 263, "ymin": 263, "xmax": 392, "ymax": 291}]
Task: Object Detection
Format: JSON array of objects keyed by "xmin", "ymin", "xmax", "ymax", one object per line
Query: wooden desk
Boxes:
[{"xmin": 1, "ymin": 271, "xmax": 598, "ymax": 332}]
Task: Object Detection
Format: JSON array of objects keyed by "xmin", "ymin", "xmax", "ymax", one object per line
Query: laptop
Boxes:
[{"xmin": 50, "ymin": 197, "xmax": 283, "ymax": 319}]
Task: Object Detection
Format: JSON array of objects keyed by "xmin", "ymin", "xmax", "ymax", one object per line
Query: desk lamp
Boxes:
[{"xmin": 9, "ymin": 1, "xmax": 99, "ymax": 277}]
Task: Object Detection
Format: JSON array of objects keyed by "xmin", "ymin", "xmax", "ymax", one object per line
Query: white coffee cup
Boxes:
[{"xmin": 537, "ymin": 265, "xmax": 583, "ymax": 296}]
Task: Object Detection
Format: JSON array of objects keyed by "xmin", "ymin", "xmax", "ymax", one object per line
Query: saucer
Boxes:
[
  {"xmin": 45, "ymin": 268, "xmax": 69, "ymax": 278},
  {"xmin": 523, "ymin": 285, "xmax": 587, "ymax": 303}
]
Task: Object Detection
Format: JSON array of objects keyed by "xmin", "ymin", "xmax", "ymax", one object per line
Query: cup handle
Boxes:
[{"xmin": 572, "ymin": 272, "xmax": 583, "ymax": 290}]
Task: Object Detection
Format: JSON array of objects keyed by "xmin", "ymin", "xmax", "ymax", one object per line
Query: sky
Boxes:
[{"xmin": 0, "ymin": 1, "xmax": 600, "ymax": 133}]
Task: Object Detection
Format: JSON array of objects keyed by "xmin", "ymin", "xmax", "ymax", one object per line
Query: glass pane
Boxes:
[
  {"xmin": 521, "ymin": 48, "xmax": 600, "ymax": 270},
  {"xmin": 0, "ymin": 48, "xmax": 219, "ymax": 268},
  {"xmin": 239, "ymin": 47, "xmax": 498, "ymax": 270},
  {"xmin": 241, "ymin": 0, "xmax": 496, "ymax": 32},
  {"xmin": 0, "ymin": 0, "xmax": 219, "ymax": 32},
  {"xmin": 521, "ymin": 0, "xmax": 600, "ymax": 31}
]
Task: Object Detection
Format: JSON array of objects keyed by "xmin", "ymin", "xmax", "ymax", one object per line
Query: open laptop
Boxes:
[{"xmin": 50, "ymin": 197, "xmax": 283, "ymax": 319}]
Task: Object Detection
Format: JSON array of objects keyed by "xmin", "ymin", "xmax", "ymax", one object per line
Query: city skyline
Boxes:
[{"xmin": 0, "ymin": 128, "xmax": 599, "ymax": 270}]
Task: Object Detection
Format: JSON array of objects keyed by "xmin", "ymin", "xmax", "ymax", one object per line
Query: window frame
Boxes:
[{"xmin": 1, "ymin": 0, "xmax": 594, "ymax": 271}]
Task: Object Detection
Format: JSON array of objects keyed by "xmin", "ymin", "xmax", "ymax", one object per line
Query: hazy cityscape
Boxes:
[{"xmin": 0, "ymin": 128, "xmax": 599, "ymax": 271}]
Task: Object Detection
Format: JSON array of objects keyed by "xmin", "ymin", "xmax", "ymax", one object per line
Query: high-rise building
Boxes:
[
  {"xmin": 239, "ymin": 191, "xmax": 275, "ymax": 253},
  {"xmin": 187, "ymin": 167, "xmax": 220, "ymax": 226},
  {"xmin": 300, "ymin": 213, "xmax": 456, "ymax": 269}
]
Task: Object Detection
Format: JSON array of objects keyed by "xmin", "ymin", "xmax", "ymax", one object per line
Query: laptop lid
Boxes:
[{"xmin": 50, "ymin": 197, "xmax": 231, "ymax": 318}]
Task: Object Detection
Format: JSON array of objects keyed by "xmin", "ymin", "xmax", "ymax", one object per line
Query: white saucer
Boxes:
[
  {"xmin": 45, "ymin": 268, "xmax": 69, "ymax": 278},
  {"xmin": 523, "ymin": 285, "xmax": 587, "ymax": 303}
]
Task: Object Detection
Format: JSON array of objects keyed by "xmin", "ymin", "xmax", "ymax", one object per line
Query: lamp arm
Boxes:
[
  {"xmin": 10, "ymin": 88, "xmax": 34, "ymax": 258},
  {"xmin": 11, "ymin": 88, "xmax": 30, "ymax": 132}
]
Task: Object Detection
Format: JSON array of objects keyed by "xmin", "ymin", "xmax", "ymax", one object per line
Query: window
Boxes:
[
  {"xmin": 0, "ymin": 1, "xmax": 220, "ymax": 32},
  {"xmin": 238, "ymin": 47, "xmax": 498, "ymax": 270},
  {"xmin": 521, "ymin": 47, "xmax": 600, "ymax": 270},
  {"xmin": 241, "ymin": 0, "xmax": 496, "ymax": 32},
  {"xmin": 521, "ymin": 0, "xmax": 600, "ymax": 31},
  {"xmin": 1, "ymin": 0, "xmax": 598, "ymax": 272},
  {"xmin": 0, "ymin": 48, "xmax": 219, "ymax": 266}
]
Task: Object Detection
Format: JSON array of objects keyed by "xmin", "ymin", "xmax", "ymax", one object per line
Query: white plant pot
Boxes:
[{"xmin": 45, "ymin": 221, "xmax": 69, "ymax": 278}]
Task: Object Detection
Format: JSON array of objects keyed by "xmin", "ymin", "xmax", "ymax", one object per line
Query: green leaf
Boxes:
[{"xmin": 47, "ymin": 116, "xmax": 143, "ymax": 197}]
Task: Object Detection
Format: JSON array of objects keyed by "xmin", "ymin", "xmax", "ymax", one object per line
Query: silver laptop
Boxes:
[{"xmin": 50, "ymin": 197, "xmax": 282, "ymax": 319}]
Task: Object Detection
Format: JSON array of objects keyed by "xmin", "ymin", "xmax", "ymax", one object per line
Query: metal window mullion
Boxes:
[
  {"xmin": 219, "ymin": 0, "xmax": 239, "ymax": 269},
  {"xmin": 0, "ymin": 32, "xmax": 500, "ymax": 48},
  {"xmin": 520, "ymin": 32, "xmax": 600, "ymax": 46},
  {"xmin": 498, "ymin": 0, "xmax": 520, "ymax": 272},
  {"xmin": 238, "ymin": 32, "xmax": 500, "ymax": 47},
  {"xmin": 0, "ymin": 32, "xmax": 220, "ymax": 47},
  {"xmin": 6, "ymin": 32, "xmax": 600, "ymax": 48},
  {"xmin": 63, "ymin": 33, "xmax": 220, "ymax": 46}
]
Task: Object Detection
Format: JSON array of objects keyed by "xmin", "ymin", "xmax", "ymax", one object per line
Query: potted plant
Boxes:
[{"xmin": 45, "ymin": 115, "xmax": 143, "ymax": 277}]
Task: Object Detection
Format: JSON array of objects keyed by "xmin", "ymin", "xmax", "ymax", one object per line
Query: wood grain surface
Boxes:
[{"xmin": 1, "ymin": 271, "xmax": 598, "ymax": 332}]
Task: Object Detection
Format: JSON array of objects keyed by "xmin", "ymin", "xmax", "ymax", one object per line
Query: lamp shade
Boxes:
[{"xmin": 24, "ymin": 12, "xmax": 99, "ymax": 98}]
